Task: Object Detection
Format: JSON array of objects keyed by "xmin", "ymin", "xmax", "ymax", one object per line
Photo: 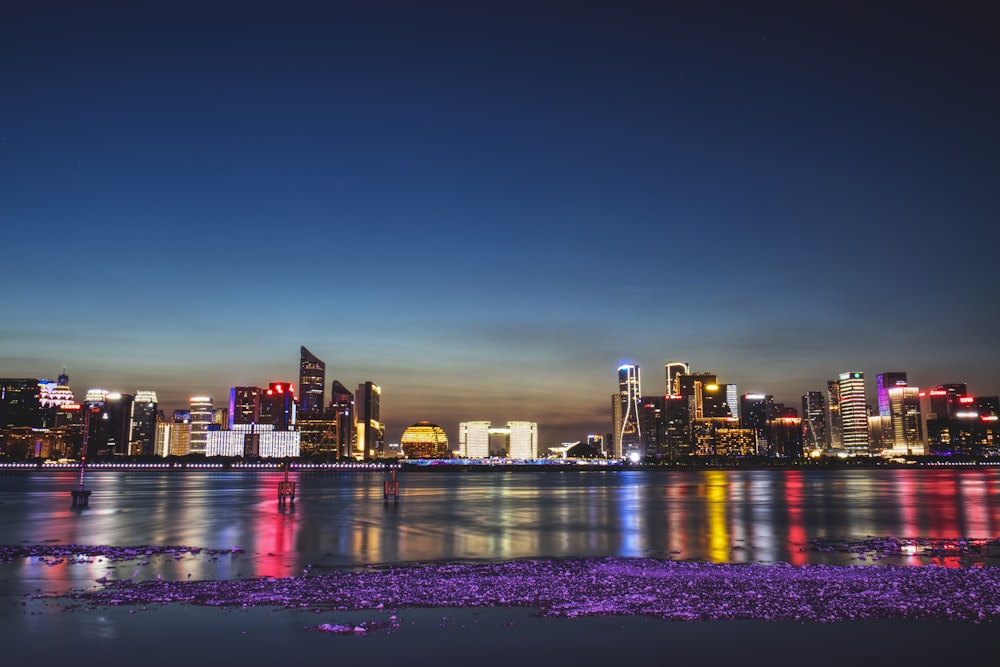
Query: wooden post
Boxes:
[
  {"xmin": 383, "ymin": 468, "xmax": 400, "ymax": 504},
  {"xmin": 277, "ymin": 461, "xmax": 296, "ymax": 506}
]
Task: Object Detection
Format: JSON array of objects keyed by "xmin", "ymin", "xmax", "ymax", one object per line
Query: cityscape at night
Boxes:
[
  {"xmin": 1, "ymin": 347, "xmax": 998, "ymax": 461},
  {"xmin": 3, "ymin": 1, "xmax": 999, "ymax": 664}
]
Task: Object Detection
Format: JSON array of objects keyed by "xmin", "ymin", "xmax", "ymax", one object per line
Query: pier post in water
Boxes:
[
  {"xmin": 384, "ymin": 467, "xmax": 400, "ymax": 504},
  {"xmin": 277, "ymin": 460, "xmax": 296, "ymax": 507}
]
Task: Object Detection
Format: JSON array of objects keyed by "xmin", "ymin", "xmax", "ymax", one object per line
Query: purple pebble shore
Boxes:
[{"xmin": 52, "ymin": 556, "xmax": 1000, "ymax": 623}]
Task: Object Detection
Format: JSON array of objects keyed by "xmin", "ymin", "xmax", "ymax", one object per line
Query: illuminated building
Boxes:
[
  {"xmin": 297, "ymin": 411, "xmax": 339, "ymax": 457},
  {"xmin": 692, "ymin": 417, "xmax": 754, "ymax": 456},
  {"xmin": 0, "ymin": 378, "xmax": 42, "ymax": 428},
  {"xmin": 459, "ymin": 421, "xmax": 491, "ymax": 458},
  {"xmin": 726, "ymin": 385, "xmax": 740, "ymax": 420},
  {"xmin": 328, "ymin": 380, "xmax": 355, "ymax": 459},
  {"xmin": 837, "ymin": 372, "xmax": 870, "ymax": 455},
  {"xmin": 662, "ymin": 395, "xmax": 690, "ymax": 460},
  {"xmin": 89, "ymin": 392, "xmax": 134, "ymax": 456},
  {"xmin": 299, "ymin": 346, "xmax": 326, "ymax": 414},
  {"xmin": 356, "ymin": 382, "xmax": 384, "ymax": 459},
  {"xmin": 38, "ymin": 370, "xmax": 74, "ymax": 427},
  {"xmin": 876, "ymin": 372, "xmax": 908, "ymax": 417},
  {"xmin": 230, "ymin": 387, "xmax": 262, "ymax": 427},
  {"xmin": 129, "ymin": 390, "xmax": 158, "ymax": 456},
  {"xmin": 189, "ymin": 396, "xmax": 213, "ymax": 454},
  {"xmin": 739, "ymin": 393, "xmax": 771, "ymax": 454},
  {"xmin": 766, "ymin": 417, "xmax": 803, "ymax": 458},
  {"xmin": 664, "ymin": 361, "xmax": 690, "ymax": 396},
  {"xmin": 826, "ymin": 380, "xmax": 843, "ymax": 449},
  {"xmin": 639, "ymin": 395, "xmax": 665, "ymax": 458},
  {"xmin": 458, "ymin": 421, "xmax": 538, "ymax": 458},
  {"xmin": 0, "ymin": 426, "xmax": 76, "ymax": 460},
  {"xmin": 206, "ymin": 424, "xmax": 301, "ymax": 458},
  {"xmin": 261, "ymin": 383, "xmax": 295, "ymax": 430},
  {"xmin": 801, "ymin": 391, "xmax": 827, "ymax": 451},
  {"xmin": 400, "ymin": 421, "xmax": 450, "ymax": 459},
  {"xmin": 507, "ymin": 421, "xmax": 539, "ymax": 459},
  {"xmin": 616, "ymin": 364, "xmax": 642, "ymax": 459},
  {"xmin": 886, "ymin": 386, "xmax": 924, "ymax": 456},
  {"xmin": 678, "ymin": 373, "xmax": 728, "ymax": 419},
  {"xmin": 84, "ymin": 389, "xmax": 108, "ymax": 406}
]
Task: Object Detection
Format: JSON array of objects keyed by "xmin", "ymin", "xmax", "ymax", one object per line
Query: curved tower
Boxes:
[{"xmin": 617, "ymin": 364, "xmax": 642, "ymax": 459}]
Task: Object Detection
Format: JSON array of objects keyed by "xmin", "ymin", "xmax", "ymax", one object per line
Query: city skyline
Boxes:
[
  {"xmin": 4, "ymin": 352, "xmax": 997, "ymax": 447},
  {"xmin": 3, "ymin": 2, "xmax": 998, "ymax": 447}
]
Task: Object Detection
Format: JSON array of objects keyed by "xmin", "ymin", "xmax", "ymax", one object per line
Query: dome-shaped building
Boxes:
[{"xmin": 400, "ymin": 421, "xmax": 450, "ymax": 459}]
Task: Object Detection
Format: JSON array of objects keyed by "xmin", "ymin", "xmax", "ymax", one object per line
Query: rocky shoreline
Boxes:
[{"xmin": 49, "ymin": 556, "xmax": 1000, "ymax": 623}]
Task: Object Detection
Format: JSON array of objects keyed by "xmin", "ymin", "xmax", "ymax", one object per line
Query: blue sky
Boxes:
[{"xmin": 3, "ymin": 1, "xmax": 998, "ymax": 446}]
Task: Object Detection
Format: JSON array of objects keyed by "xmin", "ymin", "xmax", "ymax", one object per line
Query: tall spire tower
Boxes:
[{"xmin": 617, "ymin": 363, "xmax": 642, "ymax": 459}]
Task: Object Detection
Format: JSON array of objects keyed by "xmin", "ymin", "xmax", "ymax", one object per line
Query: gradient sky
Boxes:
[{"xmin": 3, "ymin": 1, "xmax": 998, "ymax": 447}]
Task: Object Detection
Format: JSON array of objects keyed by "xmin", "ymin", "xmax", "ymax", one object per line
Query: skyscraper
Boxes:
[
  {"xmin": 876, "ymin": 372, "xmax": 908, "ymax": 416},
  {"xmin": 129, "ymin": 390, "xmax": 158, "ymax": 456},
  {"xmin": 260, "ymin": 383, "xmax": 295, "ymax": 430},
  {"xmin": 356, "ymin": 382, "xmax": 384, "ymax": 460},
  {"xmin": 329, "ymin": 380, "xmax": 355, "ymax": 459},
  {"xmin": 189, "ymin": 396, "xmax": 213, "ymax": 455},
  {"xmin": 664, "ymin": 361, "xmax": 690, "ymax": 396},
  {"xmin": 801, "ymin": 391, "xmax": 827, "ymax": 451},
  {"xmin": 886, "ymin": 386, "xmax": 924, "ymax": 456},
  {"xmin": 459, "ymin": 421, "xmax": 491, "ymax": 458},
  {"xmin": 229, "ymin": 386, "xmax": 262, "ymax": 427},
  {"xmin": 0, "ymin": 378, "xmax": 41, "ymax": 428},
  {"xmin": 507, "ymin": 421, "xmax": 538, "ymax": 459},
  {"xmin": 617, "ymin": 364, "xmax": 642, "ymax": 459},
  {"xmin": 298, "ymin": 346, "xmax": 326, "ymax": 414},
  {"xmin": 826, "ymin": 380, "xmax": 843, "ymax": 449},
  {"xmin": 837, "ymin": 372, "xmax": 870, "ymax": 456}
]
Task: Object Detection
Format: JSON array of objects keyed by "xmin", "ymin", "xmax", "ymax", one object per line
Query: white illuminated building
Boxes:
[
  {"xmin": 39, "ymin": 381, "xmax": 75, "ymax": 408},
  {"xmin": 205, "ymin": 424, "xmax": 301, "ymax": 458},
  {"xmin": 458, "ymin": 421, "xmax": 539, "ymax": 459},
  {"xmin": 459, "ymin": 421, "xmax": 491, "ymax": 458},
  {"xmin": 506, "ymin": 421, "xmax": 538, "ymax": 459},
  {"xmin": 189, "ymin": 396, "xmax": 213, "ymax": 455}
]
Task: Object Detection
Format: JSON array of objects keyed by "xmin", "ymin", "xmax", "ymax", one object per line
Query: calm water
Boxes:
[
  {"xmin": 2, "ymin": 468, "xmax": 999, "ymax": 665},
  {"xmin": 2, "ymin": 467, "xmax": 999, "ymax": 585}
]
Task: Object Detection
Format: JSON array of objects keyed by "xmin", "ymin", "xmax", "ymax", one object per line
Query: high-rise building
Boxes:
[
  {"xmin": 0, "ymin": 378, "xmax": 42, "ymax": 428},
  {"xmin": 876, "ymin": 372, "xmax": 908, "ymax": 416},
  {"xmin": 507, "ymin": 421, "xmax": 538, "ymax": 459},
  {"xmin": 189, "ymin": 396, "xmax": 213, "ymax": 454},
  {"xmin": 617, "ymin": 364, "xmax": 642, "ymax": 459},
  {"xmin": 230, "ymin": 387, "xmax": 262, "ymax": 427},
  {"xmin": 664, "ymin": 361, "xmax": 690, "ymax": 396},
  {"xmin": 801, "ymin": 391, "xmax": 827, "ymax": 451},
  {"xmin": 129, "ymin": 390, "xmax": 158, "ymax": 456},
  {"xmin": 826, "ymin": 380, "xmax": 843, "ymax": 449},
  {"xmin": 459, "ymin": 421, "xmax": 491, "ymax": 458},
  {"xmin": 639, "ymin": 395, "xmax": 665, "ymax": 459},
  {"xmin": 740, "ymin": 393, "xmax": 771, "ymax": 452},
  {"xmin": 356, "ymin": 382, "xmax": 383, "ymax": 460},
  {"xmin": 38, "ymin": 370, "xmax": 75, "ymax": 428},
  {"xmin": 726, "ymin": 384, "xmax": 740, "ymax": 420},
  {"xmin": 837, "ymin": 372, "xmax": 870, "ymax": 455},
  {"xmin": 299, "ymin": 346, "xmax": 326, "ymax": 414},
  {"xmin": 88, "ymin": 392, "xmax": 135, "ymax": 456},
  {"xmin": 328, "ymin": 380, "xmax": 355, "ymax": 459},
  {"xmin": 886, "ymin": 386, "xmax": 924, "ymax": 455},
  {"xmin": 260, "ymin": 383, "xmax": 295, "ymax": 430}
]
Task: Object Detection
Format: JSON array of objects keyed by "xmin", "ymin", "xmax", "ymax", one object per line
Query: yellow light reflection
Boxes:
[{"xmin": 704, "ymin": 470, "xmax": 729, "ymax": 562}]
